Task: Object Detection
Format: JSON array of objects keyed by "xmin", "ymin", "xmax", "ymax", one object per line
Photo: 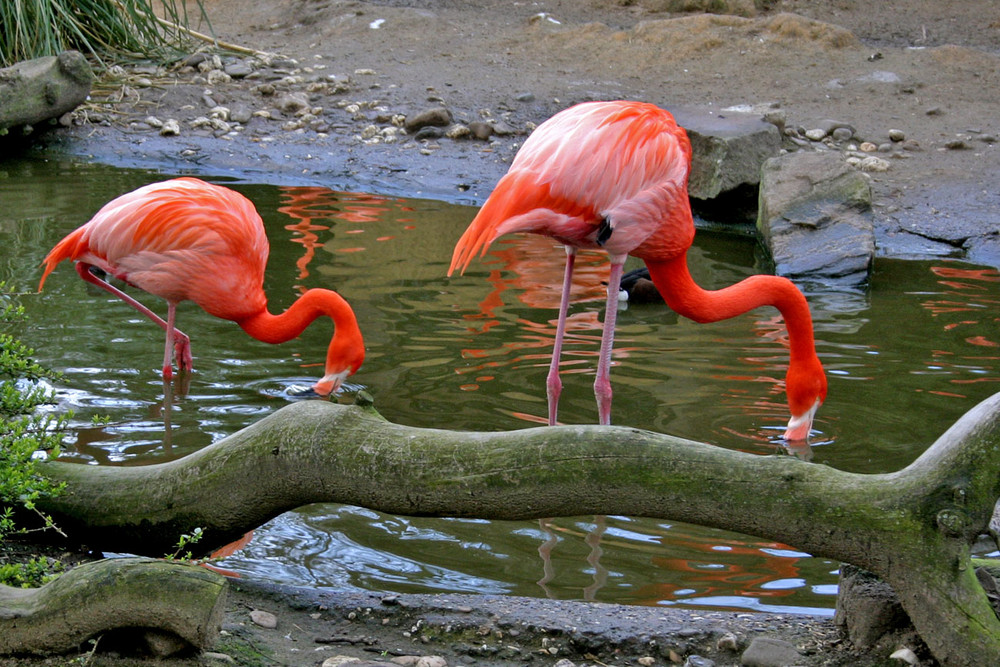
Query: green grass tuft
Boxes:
[{"xmin": 0, "ymin": 0, "xmax": 210, "ymax": 68}]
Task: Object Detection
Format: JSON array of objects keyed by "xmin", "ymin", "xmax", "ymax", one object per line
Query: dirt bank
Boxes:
[
  {"xmin": 9, "ymin": 2, "xmax": 1000, "ymax": 666},
  {"xmin": 30, "ymin": 0, "xmax": 1000, "ymax": 264}
]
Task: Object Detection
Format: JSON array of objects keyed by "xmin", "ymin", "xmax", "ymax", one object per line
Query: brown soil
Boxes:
[{"xmin": 12, "ymin": 1, "xmax": 1000, "ymax": 666}]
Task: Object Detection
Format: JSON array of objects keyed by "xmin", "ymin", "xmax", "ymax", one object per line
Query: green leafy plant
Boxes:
[
  {"xmin": 165, "ymin": 526, "xmax": 205, "ymax": 562},
  {"xmin": 0, "ymin": 0, "xmax": 210, "ymax": 68},
  {"xmin": 0, "ymin": 282, "xmax": 68, "ymax": 586}
]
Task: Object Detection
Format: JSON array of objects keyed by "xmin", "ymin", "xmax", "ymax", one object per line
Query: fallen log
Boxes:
[
  {"xmin": 34, "ymin": 392, "xmax": 1000, "ymax": 666},
  {"xmin": 0, "ymin": 51, "xmax": 93, "ymax": 135},
  {"xmin": 0, "ymin": 557, "xmax": 226, "ymax": 656}
]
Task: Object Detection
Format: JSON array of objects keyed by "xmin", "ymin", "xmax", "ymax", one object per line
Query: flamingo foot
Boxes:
[{"xmin": 174, "ymin": 333, "xmax": 193, "ymax": 373}]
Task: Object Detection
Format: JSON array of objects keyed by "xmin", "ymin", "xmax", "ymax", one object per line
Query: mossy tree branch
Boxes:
[{"xmin": 33, "ymin": 392, "xmax": 1000, "ymax": 666}]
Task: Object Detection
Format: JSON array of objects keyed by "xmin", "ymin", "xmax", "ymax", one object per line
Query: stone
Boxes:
[
  {"xmin": 671, "ymin": 106, "xmax": 782, "ymax": 200},
  {"xmin": 0, "ymin": 51, "xmax": 93, "ymax": 134},
  {"xmin": 888, "ymin": 128, "xmax": 906, "ymax": 142},
  {"xmin": 740, "ymin": 637, "xmax": 802, "ymax": 666},
  {"xmin": 249, "ymin": 609, "xmax": 278, "ymax": 629},
  {"xmin": 757, "ymin": 151, "xmax": 875, "ymax": 285},
  {"xmin": 834, "ymin": 564, "xmax": 914, "ymax": 648},
  {"xmin": 468, "ymin": 120, "xmax": 493, "ymax": 140},
  {"xmin": 404, "ymin": 107, "xmax": 453, "ymax": 133}
]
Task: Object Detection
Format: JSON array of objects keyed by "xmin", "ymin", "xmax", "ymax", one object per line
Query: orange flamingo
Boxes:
[
  {"xmin": 449, "ymin": 101, "xmax": 826, "ymax": 439},
  {"xmin": 38, "ymin": 177, "xmax": 365, "ymax": 396}
]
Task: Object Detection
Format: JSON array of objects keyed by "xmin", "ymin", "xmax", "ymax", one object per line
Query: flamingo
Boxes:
[
  {"xmin": 449, "ymin": 100, "xmax": 826, "ymax": 440},
  {"xmin": 38, "ymin": 177, "xmax": 365, "ymax": 396}
]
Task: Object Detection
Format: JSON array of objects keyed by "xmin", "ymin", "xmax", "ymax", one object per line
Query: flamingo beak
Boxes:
[
  {"xmin": 784, "ymin": 399, "xmax": 822, "ymax": 442},
  {"xmin": 312, "ymin": 370, "xmax": 350, "ymax": 397}
]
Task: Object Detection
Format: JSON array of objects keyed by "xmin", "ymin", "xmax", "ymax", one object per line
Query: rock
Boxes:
[
  {"xmin": 832, "ymin": 126, "xmax": 854, "ymax": 142},
  {"xmin": 468, "ymin": 120, "xmax": 493, "ymax": 140},
  {"xmin": 413, "ymin": 126, "xmax": 445, "ymax": 141},
  {"xmin": 405, "ymin": 107, "xmax": 453, "ymax": 133},
  {"xmin": 414, "ymin": 657, "xmax": 447, "ymax": 667},
  {"xmin": 230, "ymin": 105, "xmax": 253, "ymax": 124},
  {"xmin": 683, "ymin": 656, "xmax": 715, "ymax": 667},
  {"xmin": 740, "ymin": 637, "xmax": 803, "ymax": 666},
  {"xmin": 277, "ymin": 92, "xmax": 310, "ymax": 115},
  {"xmin": 716, "ymin": 630, "xmax": 739, "ymax": 651},
  {"xmin": 834, "ymin": 564, "xmax": 915, "ymax": 649},
  {"xmin": 250, "ymin": 609, "xmax": 278, "ymax": 629},
  {"xmin": 890, "ymin": 646, "xmax": 920, "ymax": 665},
  {"xmin": 757, "ymin": 151, "xmax": 875, "ymax": 285},
  {"xmin": 0, "ymin": 51, "xmax": 93, "ymax": 135},
  {"xmin": 859, "ymin": 156, "xmax": 890, "ymax": 172},
  {"xmin": 445, "ymin": 123, "xmax": 471, "ymax": 139},
  {"xmin": 888, "ymin": 128, "xmax": 906, "ymax": 142},
  {"xmin": 805, "ymin": 128, "xmax": 827, "ymax": 141},
  {"xmin": 224, "ymin": 60, "xmax": 255, "ymax": 78},
  {"xmin": 672, "ymin": 106, "xmax": 782, "ymax": 200},
  {"xmin": 159, "ymin": 119, "xmax": 181, "ymax": 136}
]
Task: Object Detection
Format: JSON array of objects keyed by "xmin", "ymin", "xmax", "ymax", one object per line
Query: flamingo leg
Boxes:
[
  {"xmin": 594, "ymin": 259, "xmax": 625, "ymax": 426},
  {"xmin": 75, "ymin": 262, "xmax": 193, "ymax": 376},
  {"xmin": 547, "ymin": 247, "xmax": 577, "ymax": 426}
]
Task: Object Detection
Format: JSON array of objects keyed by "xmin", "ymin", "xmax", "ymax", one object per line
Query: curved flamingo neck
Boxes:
[
  {"xmin": 644, "ymin": 254, "xmax": 816, "ymax": 356},
  {"xmin": 643, "ymin": 253, "xmax": 826, "ymax": 416},
  {"xmin": 236, "ymin": 289, "xmax": 365, "ymax": 377}
]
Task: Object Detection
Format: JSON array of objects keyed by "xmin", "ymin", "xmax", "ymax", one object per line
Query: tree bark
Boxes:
[
  {"xmin": 0, "ymin": 51, "xmax": 93, "ymax": 134},
  {"xmin": 34, "ymin": 392, "xmax": 1000, "ymax": 666},
  {"xmin": 0, "ymin": 558, "xmax": 226, "ymax": 656}
]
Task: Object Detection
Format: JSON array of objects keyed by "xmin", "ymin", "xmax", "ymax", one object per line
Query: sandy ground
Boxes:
[{"xmin": 13, "ymin": 1, "xmax": 1000, "ymax": 666}]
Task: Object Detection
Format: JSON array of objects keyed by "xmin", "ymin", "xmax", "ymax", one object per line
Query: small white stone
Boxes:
[
  {"xmin": 889, "ymin": 646, "xmax": 919, "ymax": 665},
  {"xmin": 159, "ymin": 119, "xmax": 181, "ymax": 136},
  {"xmin": 249, "ymin": 609, "xmax": 278, "ymax": 629},
  {"xmin": 859, "ymin": 156, "xmax": 891, "ymax": 172},
  {"xmin": 805, "ymin": 128, "xmax": 827, "ymax": 141}
]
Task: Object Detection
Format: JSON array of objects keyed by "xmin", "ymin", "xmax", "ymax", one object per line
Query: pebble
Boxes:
[
  {"xmin": 716, "ymin": 630, "xmax": 739, "ymax": 651},
  {"xmin": 249, "ymin": 609, "xmax": 278, "ymax": 629},
  {"xmin": 740, "ymin": 637, "xmax": 802, "ymax": 666},
  {"xmin": 945, "ymin": 138, "xmax": 970, "ymax": 150},
  {"xmin": 405, "ymin": 107, "xmax": 453, "ymax": 132},
  {"xmin": 888, "ymin": 128, "xmax": 906, "ymax": 141},
  {"xmin": 445, "ymin": 123, "xmax": 471, "ymax": 139},
  {"xmin": 804, "ymin": 128, "xmax": 826, "ymax": 141},
  {"xmin": 159, "ymin": 119, "xmax": 181, "ymax": 136},
  {"xmin": 859, "ymin": 141, "xmax": 877, "ymax": 152},
  {"xmin": 859, "ymin": 156, "xmax": 891, "ymax": 172},
  {"xmin": 832, "ymin": 126, "xmax": 853, "ymax": 141},
  {"xmin": 414, "ymin": 657, "xmax": 447, "ymax": 667},
  {"xmin": 206, "ymin": 69, "xmax": 231, "ymax": 86},
  {"xmin": 684, "ymin": 656, "xmax": 715, "ymax": 667},
  {"xmin": 889, "ymin": 646, "xmax": 919, "ymax": 665}
]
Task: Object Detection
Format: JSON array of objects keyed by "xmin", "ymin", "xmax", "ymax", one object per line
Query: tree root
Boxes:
[{"xmin": 0, "ymin": 557, "xmax": 226, "ymax": 656}]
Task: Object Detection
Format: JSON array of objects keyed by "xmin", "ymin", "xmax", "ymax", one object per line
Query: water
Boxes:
[{"xmin": 3, "ymin": 156, "xmax": 999, "ymax": 615}]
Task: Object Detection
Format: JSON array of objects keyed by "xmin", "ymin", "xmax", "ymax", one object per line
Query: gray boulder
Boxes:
[
  {"xmin": 757, "ymin": 151, "xmax": 875, "ymax": 285},
  {"xmin": 0, "ymin": 51, "xmax": 93, "ymax": 135},
  {"xmin": 673, "ymin": 106, "xmax": 782, "ymax": 200}
]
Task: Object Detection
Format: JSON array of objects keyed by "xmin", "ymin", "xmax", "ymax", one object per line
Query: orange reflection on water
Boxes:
[
  {"xmin": 917, "ymin": 264, "xmax": 1000, "ymax": 392},
  {"xmin": 276, "ymin": 187, "xmax": 402, "ymax": 287},
  {"xmin": 638, "ymin": 533, "xmax": 812, "ymax": 607}
]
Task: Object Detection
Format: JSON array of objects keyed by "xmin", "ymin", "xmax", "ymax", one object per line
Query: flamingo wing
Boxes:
[
  {"xmin": 40, "ymin": 178, "xmax": 270, "ymax": 321},
  {"xmin": 449, "ymin": 101, "xmax": 693, "ymax": 275}
]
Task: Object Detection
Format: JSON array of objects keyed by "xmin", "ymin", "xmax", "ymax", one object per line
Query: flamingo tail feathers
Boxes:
[{"xmin": 38, "ymin": 226, "xmax": 90, "ymax": 291}]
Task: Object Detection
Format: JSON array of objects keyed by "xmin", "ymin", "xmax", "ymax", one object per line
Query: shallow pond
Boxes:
[{"xmin": 3, "ymin": 156, "xmax": 999, "ymax": 615}]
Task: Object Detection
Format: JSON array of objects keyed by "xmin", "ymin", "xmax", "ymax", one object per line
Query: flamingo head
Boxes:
[
  {"xmin": 783, "ymin": 355, "xmax": 827, "ymax": 441},
  {"xmin": 311, "ymin": 369, "xmax": 351, "ymax": 397}
]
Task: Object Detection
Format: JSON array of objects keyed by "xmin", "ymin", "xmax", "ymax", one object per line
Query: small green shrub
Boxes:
[{"xmin": 0, "ymin": 282, "xmax": 68, "ymax": 586}]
